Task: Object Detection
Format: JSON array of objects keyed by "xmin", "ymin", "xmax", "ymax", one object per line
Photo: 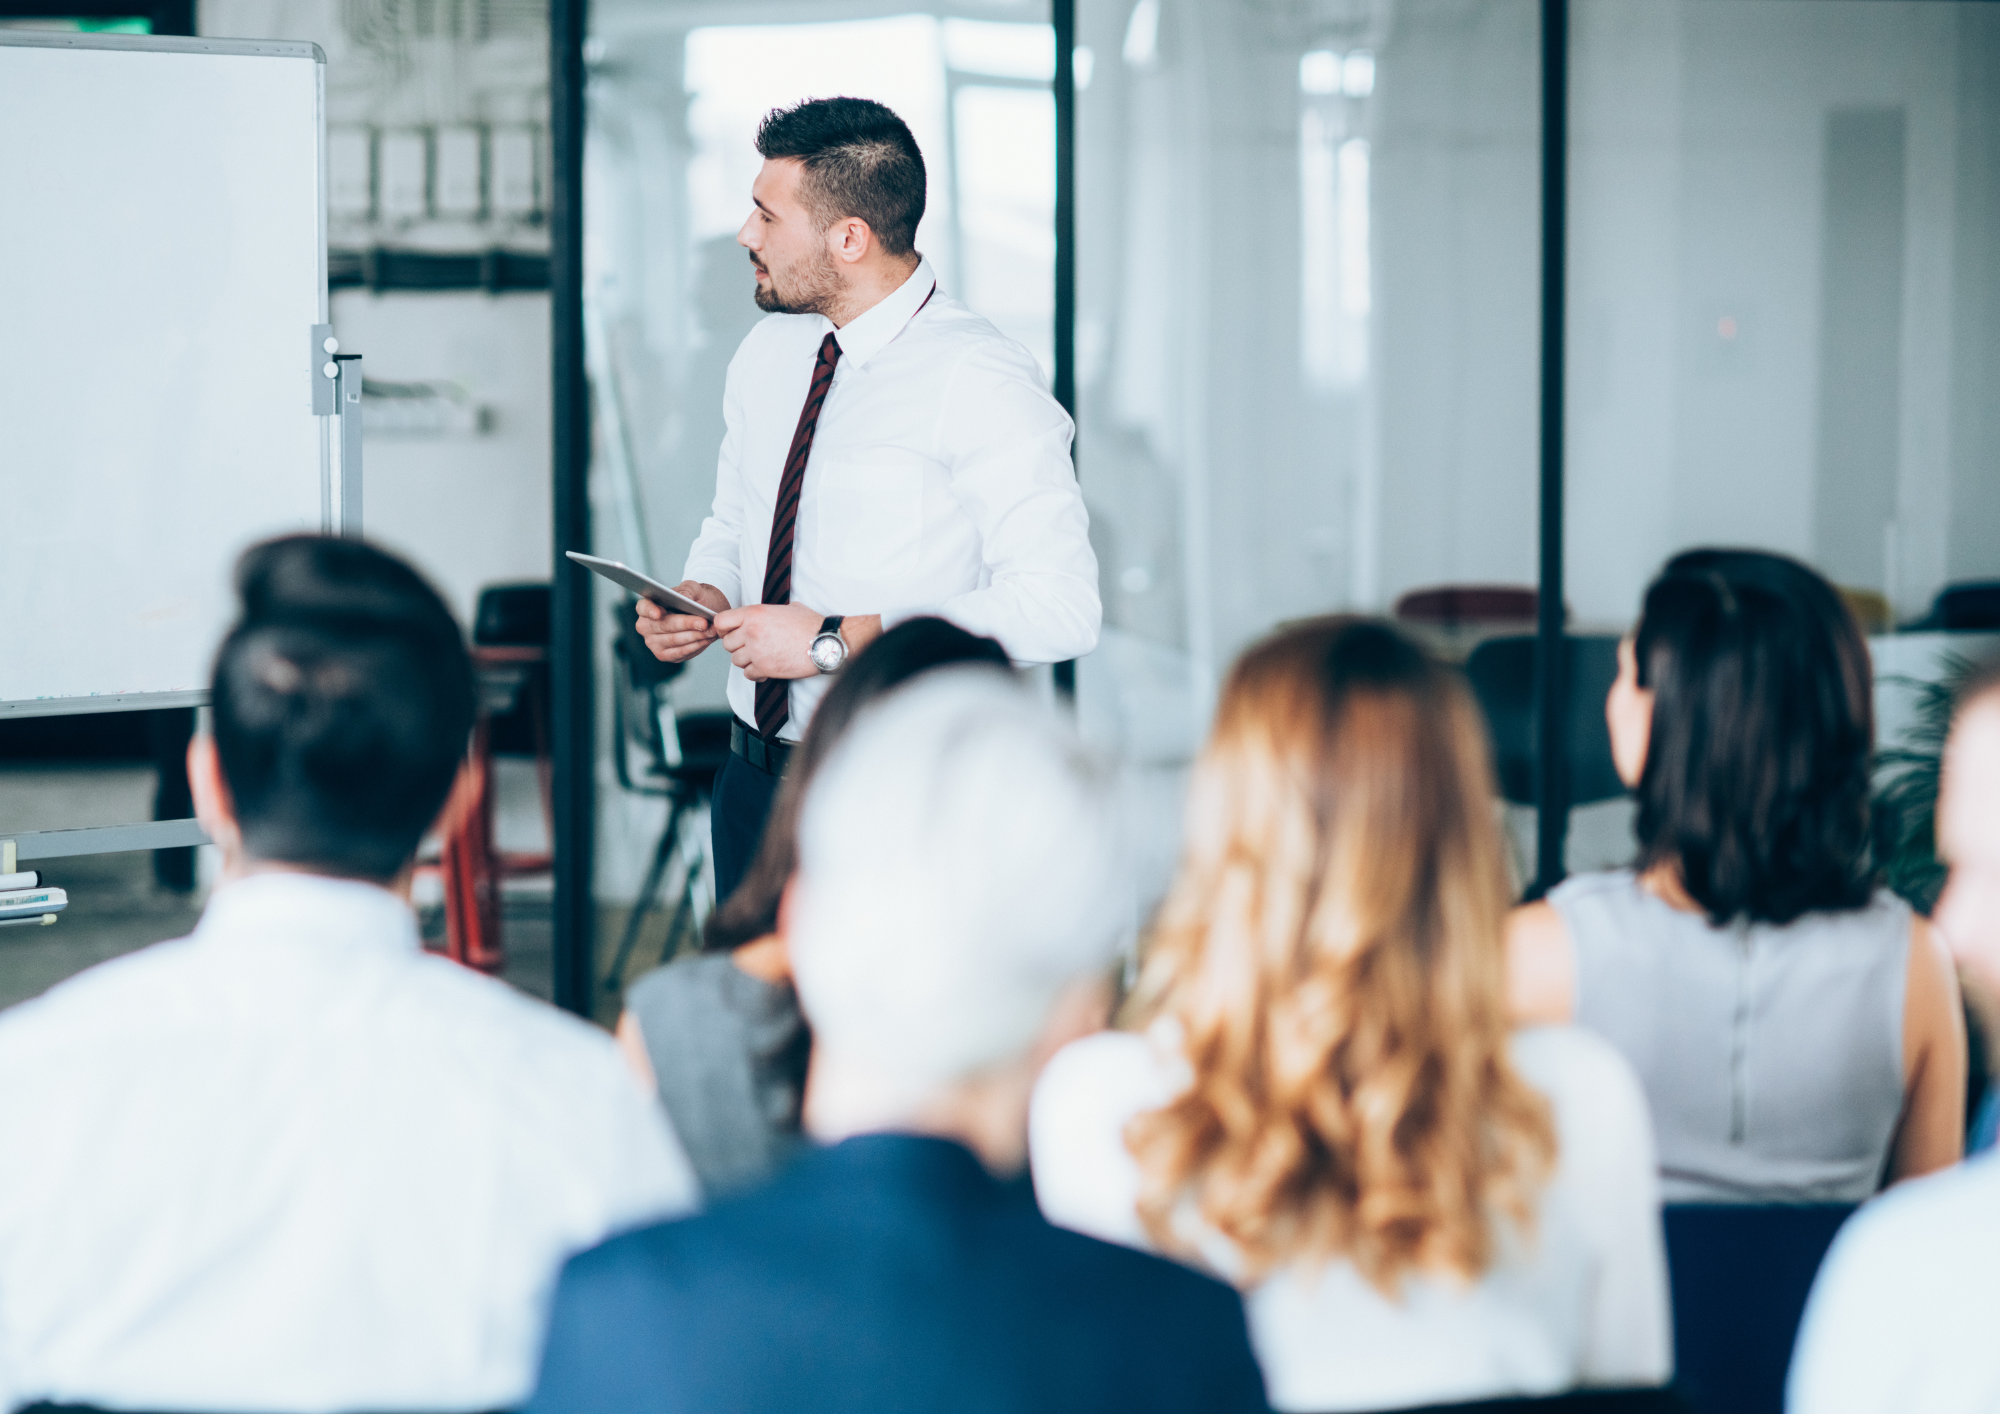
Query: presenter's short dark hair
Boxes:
[
  {"xmin": 211, "ymin": 535, "xmax": 475, "ymax": 882},
  {"xmin": 755, "ymin": 97, "xmax": 926, "ymax": 256},
  {"xmin": 1631, "ymin": 547, "xmax": 1876, "ymax": 926}
]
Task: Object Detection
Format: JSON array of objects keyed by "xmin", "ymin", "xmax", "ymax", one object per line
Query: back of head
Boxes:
[
  {"xmin": 1632, "ymin": 548, "xmax": 1874, "ymax": 925},
  {"xmin": 789, "ymin": 670, "xmax": 1124, "ymax": 1105},
  {"xmin": 1127, "ymin": 618, "xmax": 1553, "ymax": 1292},
  {"xmin": 755, "ymin": 97, "xmax": 926, "ymax": 256},
  {"xmin": 703, "ymin": 616, "xmax": 1011, "ymax": 949},
  {"xmin": 212, "ymin": 536, "xmax": 475, "ymax": 883}
]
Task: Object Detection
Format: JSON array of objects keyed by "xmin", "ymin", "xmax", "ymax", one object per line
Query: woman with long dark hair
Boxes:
[
  {"xmin": 614, "ymin": 617, "xmax": 1010, "ymax": 1197},
  {"xmin": 1509, "ymin": 548, "xmax": 1964, "ymax": 1200}
]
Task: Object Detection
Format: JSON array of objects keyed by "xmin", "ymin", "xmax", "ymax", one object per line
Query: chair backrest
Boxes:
[
  {"xmin": 1343, "ymin": 1385, "xmax": 1687, "ymax": 1413},
  {"xmin": 607, "ymin": 604, "xmax": 731, "ymax": 793},
  {"xmin": 1907, "ymin": 579, "xmax": 2000, "ymax": 631},
  {"xmin": 1661, "ymin": 1203, "xmax": 1857, "ymax": 1414},
  {"xmin": 472, "ymin": 581, "xmax": 550, "ymax": 646},
  {"xmin": 1463, "ymin": 634, "xmax": 1624, "ymax": 808},
  {"xmin": 610, "ymin": 605, "xmax": 684, "ymax": 790},
  {"xmin": 1395, "ymin": 584, "xmax": 1541, "ymax": 627}
]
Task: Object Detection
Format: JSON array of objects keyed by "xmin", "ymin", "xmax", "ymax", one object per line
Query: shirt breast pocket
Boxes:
[{"xmin": 810, "ymin": 450, "xmax": 929, "ymax": 583}]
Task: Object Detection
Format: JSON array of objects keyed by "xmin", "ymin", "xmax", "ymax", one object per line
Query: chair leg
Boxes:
[
  {"xmin": 657, "ymin": 852, "xmax": 704, "ymax": 967},
  {"xmin": 602, "ymin": 796, "xmax": 687, "ymax": 993}
]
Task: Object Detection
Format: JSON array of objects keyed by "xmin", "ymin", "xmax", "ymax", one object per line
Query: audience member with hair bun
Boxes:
[
  {"xmin": 615, "ymin": 616, "xmax": 1011, "ymax": 1198},
  {"xmin": 0, "ymin": 536, "xmax": 696, "ymax": 1414},
  {"xmin": 1031, "ymin": 618, "xmax": 1670, "ymax": 1412},
  {"xmin": 1787, "ymin": 660, "xmax": 2000, "ymax": 1414},
  {"xmin": 1509, "ymin": 548, "xmax": 1965, "ymax": 1201}
]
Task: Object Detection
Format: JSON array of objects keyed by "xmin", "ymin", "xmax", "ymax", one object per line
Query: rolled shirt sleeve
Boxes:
[{"xmin": 680, "ymin": 345, "xmax": 751, "ymax": 609}]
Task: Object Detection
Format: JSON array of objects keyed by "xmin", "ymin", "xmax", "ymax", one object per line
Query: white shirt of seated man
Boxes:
[
  {"xmin": 1788, "ymin": 682, "xmax": 2000, "ymax": 1414},
  {"xmin": 0, "ymin": 736, "xmax": 698, "ymax": 1414}
]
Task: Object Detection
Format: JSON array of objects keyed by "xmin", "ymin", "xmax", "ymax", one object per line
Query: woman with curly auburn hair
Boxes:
[
  {"xmin": 1030, "ymin": 618, "xmax": 1671, "ymax": 1412},
  {"xmin": 1508, "ymin": 549, "xmax": 1964, "ymax": 1202}
]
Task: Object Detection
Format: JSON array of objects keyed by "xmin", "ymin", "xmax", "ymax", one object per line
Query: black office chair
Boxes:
[
  {"xmin": 601, "ymin": 604, "xmax": 733, "ymax": 994},
  {"xmin": 1902, "ymin": 580, "xmax": 2000, "ymax": 632},
  {"xmin": 1463, "ymin": 634, "xmax": 1625, "ymax": 809},
  {"xmin": 1661, "ymin": 1203, "xmax": 1857, "ymax": 1414},
  {"xmin": 1345, "ymin": 1386, "xmax": 1687, "ymax": 1413}
]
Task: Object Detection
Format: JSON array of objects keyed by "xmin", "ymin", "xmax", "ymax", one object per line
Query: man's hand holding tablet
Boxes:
[
  {"xmin": 565, "ymin": 552, "xmax": 730, "ymax": 664},
  {"xmin": 636, "ymin": 583, "xmax": 729, "ymax": 663}
]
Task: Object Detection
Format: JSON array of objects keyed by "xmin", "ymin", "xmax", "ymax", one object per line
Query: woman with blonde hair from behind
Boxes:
[{"xmin": 1030, "ymin": 619, "xmax": 1672, "ymax": 1412}]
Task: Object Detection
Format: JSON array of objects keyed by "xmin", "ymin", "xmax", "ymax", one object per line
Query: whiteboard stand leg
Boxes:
[
  {"xmin": 333, "ymin": 353, "xmax": 363, "ymax": 539},
  {"xmin": 319, "ymin": 414, "xmax": 333, "ymax": 533}
]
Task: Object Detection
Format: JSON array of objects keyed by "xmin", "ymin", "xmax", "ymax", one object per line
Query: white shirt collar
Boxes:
[
  {"xmin": 194, "ymin": 870, "xmax": 421, "ymax": 956},
  {"xmin": 830, "ymin": 256, "xmax": 937, "ymax": 371}
]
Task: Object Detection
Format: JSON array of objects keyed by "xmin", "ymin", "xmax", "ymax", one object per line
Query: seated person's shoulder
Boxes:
[
  {"xmin": 1038, "ymin": 1028, "xmax": 1166, "ymax": 1106},
  {"xmin": 401, "ymin": 947, "xmax": 605, "ymax": 1049},
  {"xmin": 0, "ymin": 932, "xmax": 205, "ymax": 1056},
  {"xmin": 1509, "ymin": 1026, "xmax": 1655, "ymax": 1163},
  {"xmin": 1827, "ymin": 1154, "xmax": 2000, "ymax": 1277},
  {"xmin": 1019, "ymin": 1214, "xmax": 1266, "ymax": 1410}
]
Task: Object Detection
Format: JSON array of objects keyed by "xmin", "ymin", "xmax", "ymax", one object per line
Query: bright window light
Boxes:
[
  {"xmin": 1343, "ymin": 50, "xmax": 1375, "ymax": 96},
  {"xmin": 1073, "ymin": 45, "xmax": 1095, "ymax": 91},
  {"xmin": 1122, "ymin": 0, "xmax": 1159, "ymax": 69},
  {"xmin": 941, "ymin": 18, "xmax": 1054, "ymax": 81},
  {"xmin": 1300, "ymin": 50, "xmax": 1341, "ymax": 96}
]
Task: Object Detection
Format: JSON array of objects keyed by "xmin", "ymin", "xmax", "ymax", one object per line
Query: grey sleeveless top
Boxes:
[
  {"xmin": 625, "ymin": 953, "xmax": 807, "ymax": 1198},
  {"xmin": 1550, "ymin": 870, "xmax": 1909, "ymax": 1204}
]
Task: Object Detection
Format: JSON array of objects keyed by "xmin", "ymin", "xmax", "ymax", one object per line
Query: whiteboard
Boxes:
[{"xmin": 0, "ymin": 33, "xmax": 326, "ymax": 717}]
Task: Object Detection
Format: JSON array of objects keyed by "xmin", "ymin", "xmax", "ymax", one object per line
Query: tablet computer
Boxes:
[{"xmin": 565, "ymin": 552, "xmax": 717, "ymax": 622}]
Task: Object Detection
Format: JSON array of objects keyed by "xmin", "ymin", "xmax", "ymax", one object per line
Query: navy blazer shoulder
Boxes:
[{"xmin": 528, "ymin": 1133, "xmax": 1268, "ymax": 1414}]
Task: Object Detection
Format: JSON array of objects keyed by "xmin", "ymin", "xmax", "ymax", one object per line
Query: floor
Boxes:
[{"xmin": 0, "ymin": 763, "xmax": 571, "ymax": 1016}]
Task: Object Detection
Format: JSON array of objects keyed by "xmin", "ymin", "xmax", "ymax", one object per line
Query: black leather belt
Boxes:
[{"xmin": 730, "ymin": 718, "xmax": 794, "ymax": 775}]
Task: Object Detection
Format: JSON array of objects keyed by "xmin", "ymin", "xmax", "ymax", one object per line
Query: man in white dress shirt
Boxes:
[
  {"xmin": 0, "ymin": 536, "xmax": 697, "ymax": 1414},
  {"xmin": 1788, "ymin": 663, "xmax": 2000, "ymax": 1414},
  {"xmin": 635, "ymin": 97, "xmax": 1100, "ymax": 899}
]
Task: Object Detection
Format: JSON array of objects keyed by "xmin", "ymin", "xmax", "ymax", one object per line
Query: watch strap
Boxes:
[{"xmin": 819, "ymin": 615, "xmax": 844, "ymax": 640}]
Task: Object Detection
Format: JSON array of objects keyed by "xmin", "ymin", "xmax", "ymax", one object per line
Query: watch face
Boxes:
[{"xmin": 810, "ymin": 635, "xmax": 844, "ymax": 673}]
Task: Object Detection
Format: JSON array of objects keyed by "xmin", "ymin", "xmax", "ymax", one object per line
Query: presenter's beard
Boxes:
[{"xmin": 752, "ymin": 248, "xmax": 841, "ymax": 317}]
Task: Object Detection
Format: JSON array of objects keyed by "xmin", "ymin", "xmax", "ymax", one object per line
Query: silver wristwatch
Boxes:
[{"xmin": 808, "ymin": 615, "xmax": 847, "ymax": 674}]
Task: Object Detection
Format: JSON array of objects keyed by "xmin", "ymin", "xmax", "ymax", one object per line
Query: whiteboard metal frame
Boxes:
[{"xmin": 0, "ymin": 29, "xmax": 329, "ymax": 726}]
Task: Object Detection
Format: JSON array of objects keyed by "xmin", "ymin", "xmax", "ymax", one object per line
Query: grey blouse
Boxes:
[
  {"xmin": 1551, "ymin": 869, "xmax": 1909, "ymax": 1204},
  {"xmin": 625, "ymin": 952, "xmax": 808, "ymax": 1198}
]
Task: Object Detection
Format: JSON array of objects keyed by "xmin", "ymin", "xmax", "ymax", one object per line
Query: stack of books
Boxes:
[{"xmin": 0, "ymin": 870, "xmax": 66, "ymax": 928}]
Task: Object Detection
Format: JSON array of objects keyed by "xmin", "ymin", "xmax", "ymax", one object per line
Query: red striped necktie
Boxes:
[{"xmin": 753, "ymin": 331, "xmax": 842, "ymax": 739}]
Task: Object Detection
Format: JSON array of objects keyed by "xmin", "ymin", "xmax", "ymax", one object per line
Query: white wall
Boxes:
[
  {"xmin": 1567, "ymin": 0, "xmax": 2000, "ymax": 628},
  {"xmin": 327, "ymin": 290, "xmax": 553, "ymax": 624}
]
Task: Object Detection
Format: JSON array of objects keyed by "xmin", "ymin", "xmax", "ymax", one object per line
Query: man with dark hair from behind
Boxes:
[
  {"xmin": 0, "ymin": 536, "xmax": 697, "ymax": 1414},
  {"xmin": 635, "ymin": 95, "xmax": 1100, "ymax": 904}
]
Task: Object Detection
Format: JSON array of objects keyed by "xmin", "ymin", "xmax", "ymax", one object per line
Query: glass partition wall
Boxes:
[
  {"xmin": 562, "ymin": 0, "xmax": 1999, "ymax": 1006},
  {"xmin": 1565, "ymin": 0, "xmax": 2000, "ymax": 890},
  {"xmin": 1072, "ymin": 0, "xmax": 1545, "ymax": 896}
]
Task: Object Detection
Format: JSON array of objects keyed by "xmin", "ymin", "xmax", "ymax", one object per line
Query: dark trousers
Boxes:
[{"xmin": 711, "ymin": 749, "xmax": 782, "ymax": 908}]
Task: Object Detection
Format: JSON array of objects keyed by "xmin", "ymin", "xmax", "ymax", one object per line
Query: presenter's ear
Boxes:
[
  {"xmin": 187, "ymin": 733, "xmax": 242, "ymax": 862},
  {"xmin": 827, "ymin": 214, "xmax": 875, "ymax": 266}
]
